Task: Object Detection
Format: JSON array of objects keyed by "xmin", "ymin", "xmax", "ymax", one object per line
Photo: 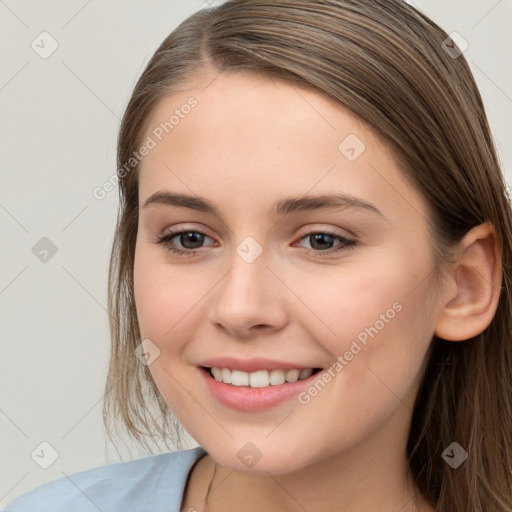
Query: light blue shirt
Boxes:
[{"xmin": 3, "ymin": 446, "xmax": 207, "ymax": 512}]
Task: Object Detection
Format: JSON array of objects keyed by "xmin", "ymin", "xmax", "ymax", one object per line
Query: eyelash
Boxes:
[{"xmin": 153, "ymin": 228, "xmax": 357, "ymax": 258}]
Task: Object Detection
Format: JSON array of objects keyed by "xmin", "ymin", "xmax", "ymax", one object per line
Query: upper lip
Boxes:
[{"xmin": 199, "ymin": 357, "xmax": 322, "ymax": 373}]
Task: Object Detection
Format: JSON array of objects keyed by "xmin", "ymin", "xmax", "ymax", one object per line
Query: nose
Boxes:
[{"xmin": 207, "ymin": 248, "xmax": 288, "ymax": 338}]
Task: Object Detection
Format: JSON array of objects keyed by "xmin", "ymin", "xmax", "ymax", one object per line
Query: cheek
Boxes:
[
  {"xmin": 133, "ymin": 248, "xmax": 203, "ymax": 414},
  {"xmin": 294, "ymin": 249, "xmax": 434, "ymax": 405},
  {"xmin": 134, "ymin": 245, "xmax": 202, "ymax": 342}
]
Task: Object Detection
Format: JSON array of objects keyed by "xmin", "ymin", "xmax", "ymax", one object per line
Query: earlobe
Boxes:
[{"xmin": 434, "ymin": 222, "xmax": 502, "ymax": 342}]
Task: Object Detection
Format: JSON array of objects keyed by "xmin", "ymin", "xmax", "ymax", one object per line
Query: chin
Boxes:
[{"xmin": 208, "ymin": 443, "xmax": 314, "ymax": 476}]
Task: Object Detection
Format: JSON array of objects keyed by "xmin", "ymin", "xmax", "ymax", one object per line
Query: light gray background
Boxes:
[{"xmin": 1, "ymin": 0, "xmax": 511, "ymax": 506}]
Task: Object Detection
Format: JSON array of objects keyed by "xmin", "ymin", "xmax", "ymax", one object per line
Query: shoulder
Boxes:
[{"xmin": 2, "ymin": 446, "xmax": 207, "ymax": 512}]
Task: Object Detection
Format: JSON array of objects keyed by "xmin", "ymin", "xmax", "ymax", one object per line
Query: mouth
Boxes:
[
  {"xmin": 198, "ymin": 365, "xmax": 325, "ymax": 412},
  {"xmin": 200, "ymin": 366, "xmax": 323, "ymax": 388}
]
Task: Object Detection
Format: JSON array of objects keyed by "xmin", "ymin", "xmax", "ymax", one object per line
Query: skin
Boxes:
[{"xmin": 133, "ymin": 71, "xmax": 501, "ymax": 512}]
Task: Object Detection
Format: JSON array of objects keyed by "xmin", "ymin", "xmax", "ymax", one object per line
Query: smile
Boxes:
[
  {"xmin": 198, "ymin": 366, "xmax": 324, "ymax": 412},
  {"xmin": 206, "ymin": 367, "xmax": 322, "ymax": 388}
]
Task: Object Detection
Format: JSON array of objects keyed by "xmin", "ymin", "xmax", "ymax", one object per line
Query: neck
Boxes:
[{"xmin": 191, "ymin": 410, "xmax": 434, "ymax": 512}]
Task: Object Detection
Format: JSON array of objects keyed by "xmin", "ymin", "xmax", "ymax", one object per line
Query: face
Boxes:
[{"xmin": 133, "ymin": 71, "xmax": 442, "ymax": 475}]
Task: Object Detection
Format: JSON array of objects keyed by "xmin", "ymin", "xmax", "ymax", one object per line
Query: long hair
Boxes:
[{"xmin": 103, "ymin": 1, "xmax": 512, "ymax": 509}]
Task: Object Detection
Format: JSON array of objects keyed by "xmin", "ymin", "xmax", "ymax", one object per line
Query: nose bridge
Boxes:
[
  {"xmin": 208, "ymin": 233, "xmax": 286, "ymax": 335},
  {"xmin": 219, "ymin": 238, "xmax": 270, "ymax": 311}
]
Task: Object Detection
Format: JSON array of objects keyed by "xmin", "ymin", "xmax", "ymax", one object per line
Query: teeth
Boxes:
[
  {"xmin": 211, "ymin": 367, "xmax": 223, "ymax": 381},
  {"xmin": 231, "ymin": 370, "xmax": 249, "ymax": 386},
  {"xmin": 270, "ymin": 369, "xmax": 286, "ymax": 385},
  {"xmin": 221, "ymin": 368, "xmax": 231, "ymax": 384},
  {"xmin": 299, "ymin": 368, "xmax": 313, "ymax": 380},
  {"xmin": 209, "ymin": 367, "xmax": 316, "ymax": 387}
]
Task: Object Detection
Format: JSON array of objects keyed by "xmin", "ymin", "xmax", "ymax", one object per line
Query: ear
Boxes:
[{"xmin": 434, "ymin": 222, "xmax": 502, "ymax": 341}]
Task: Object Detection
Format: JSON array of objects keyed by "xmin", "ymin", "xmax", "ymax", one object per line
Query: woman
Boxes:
[{"xmin": 6, "ymin": 0, "xmax": 511, "ymax": 510}]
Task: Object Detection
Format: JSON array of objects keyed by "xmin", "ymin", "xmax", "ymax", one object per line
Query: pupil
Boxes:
[
  {"xmin": 182, "ymin": 232, "xmax": 204, "ymax": 249},
  {"xmin": 311, "ymin": 233, "xmax": 333, "ymax": 250}
]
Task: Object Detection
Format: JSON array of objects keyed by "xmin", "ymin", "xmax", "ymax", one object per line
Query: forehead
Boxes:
[{"xmin": 137, "ymin": 71, "xmax": 429, "ymax": 224}]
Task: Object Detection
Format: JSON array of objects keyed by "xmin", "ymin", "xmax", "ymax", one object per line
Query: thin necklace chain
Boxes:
[{"xmin": 202, "ymin": 459, "xmax": 217, "ymax": 512}]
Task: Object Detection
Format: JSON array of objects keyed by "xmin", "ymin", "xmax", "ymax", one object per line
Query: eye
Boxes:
[
  {"xmin": 293, "ymin": 230, "xmax": 357, "ymax": 257},
  {"xmin": 153, "ymin": 229, "xmax": 216, "ymax": 256},
  {"xmin": 153, "ymin": 228, "xmax": 357, "ymax": 257}
]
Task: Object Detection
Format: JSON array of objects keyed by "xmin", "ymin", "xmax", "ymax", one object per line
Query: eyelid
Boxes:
[
  {"xmin": 294, "ymin": 223, "xmax": 356, "ymax": 239},
  {"xmin": 161, "ymin": 223, "xmax": 215, "ymax": 238}
]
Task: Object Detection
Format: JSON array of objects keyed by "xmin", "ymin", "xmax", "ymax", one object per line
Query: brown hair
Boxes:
[{"xmin": 103, "ymin": 0, "xmax": 512, "ymax": 509}]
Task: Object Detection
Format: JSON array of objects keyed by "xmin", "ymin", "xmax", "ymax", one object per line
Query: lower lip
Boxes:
[{"xmin": 198, "ymin": 366, "xmax": 323, "ymax": 412}]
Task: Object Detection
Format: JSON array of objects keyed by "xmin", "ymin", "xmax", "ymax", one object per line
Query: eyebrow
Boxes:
[{"xmin": 142, "ymin": 191, "xmax": 385, "ymax": 218}]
